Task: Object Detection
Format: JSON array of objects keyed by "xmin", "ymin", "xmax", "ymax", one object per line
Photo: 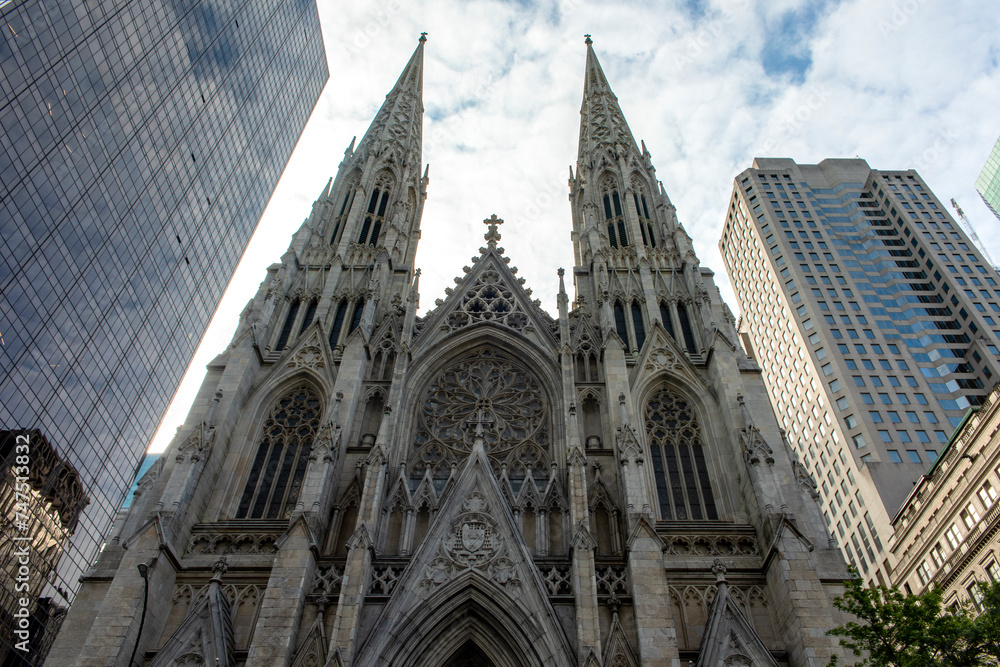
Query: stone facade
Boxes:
[
  {"xmin": 891, "ymin": 381, "xmax": 1000, "ymax": 606},
  {"xmin": 49, "ymin": 37, "xmax": 851, "ymax": 667}
]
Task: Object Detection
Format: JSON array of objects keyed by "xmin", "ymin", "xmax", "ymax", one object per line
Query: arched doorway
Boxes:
[{"xmin": 442, "ymin": 640, "xmax": 496, "ymax": 667}]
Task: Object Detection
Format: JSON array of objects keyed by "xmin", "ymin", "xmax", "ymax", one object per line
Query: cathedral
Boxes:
[{"xmin": 48, "ymin": 36, "xmax": 852, "ymax": 667}]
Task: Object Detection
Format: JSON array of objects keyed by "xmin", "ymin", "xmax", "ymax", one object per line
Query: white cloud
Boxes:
[{"xmin": 148, "ymin": 0, "xmax": 1000, "ymax": 453}]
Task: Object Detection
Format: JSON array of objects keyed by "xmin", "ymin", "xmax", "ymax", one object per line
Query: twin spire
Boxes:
[
  {"xmin": 353, "ymin": 34, "xmax": 641, "ymax": 178},
  {"xmin": 353, "ymin": 33, "xmax": 427, "ymax": 168}
]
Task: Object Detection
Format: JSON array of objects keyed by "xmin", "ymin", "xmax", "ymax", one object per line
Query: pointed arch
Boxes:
[
  {"xmin": 359, "ymin": 171, "xmax": 394, "ymax": 245},
  {"xmin": 613, "ymin": 300, "xmax": 629, "ymax": 352},
  {"xmin": 299, "ymin": 298, "xmax": 318, "ymax": 334},
  {"xmin": 660, "ymin": 300, "xmax": 676, "ymax": 341},
  {"xmin": 601, "ymin": 174, "xmax": 627, "ymax": 248},
  {"xmin": 328, "ymin": 298, "xmax": 349, "ymax": 349},
  {"xmin": 353, "ymin": 572, "xmax": 575, "ymax": 667},
  {"xmin": 643, "ymin": 386, "xmax": 718, "ymax": 521},
  {"xmin": 630, "ymin": 175, "xmax": 656, "ymax": 248},
  {"xmin": 349, "ymin": 297, "xmax": 365, "ymax": 334},
  {"xmin": 631, "ymin": 300, "xmax": 646, "ymax": 351},
  {"xmin": 276, "ymin": 297, "xmax": 301, "ymax": 351},
  {"xmin": 331, "ymin": 172, "xmax": 361, "ymax": 245},
  {"xmin": 235, "ymin": 383, "xmax": 321, "ymax": 519},
  {"xmin": 677, "ymin": 301, "xmax": 698, "ymax": 353}
]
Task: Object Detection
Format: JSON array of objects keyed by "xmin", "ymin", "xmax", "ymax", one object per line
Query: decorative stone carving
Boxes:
[
  {"xmin": 311, "ymin": 564, "xmax": 345, "ymax": 599},
  {"xmin": 595, "ymin": 565, "xmax": 628, "ymax": 597},
  {"xmin": 369, "ymin": 564, "xmax": 404, "ymax": 595},
  {"xmin": 417, "ymin": 491, "xmax": 520, "ymax": 593},
  {"xmin": 539, "ymin": 565, "xmax": 572, "ymax": 595},
  {"xmin": 662, "ymin": 534, "xmax": 759, "ymax": 557},
  {"xmin": 186, "ymin": 531, "xmax": 280, "ymax": 555},
  {"xmin": 287, "ymin": 344, "xmax": 325, "ymax": 370}
]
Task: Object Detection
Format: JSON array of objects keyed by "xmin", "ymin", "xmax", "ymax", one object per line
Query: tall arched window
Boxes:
[
  {"xmin": 298, "ymin": 299, "xmax": 317, "ymax": 335},
  {"xmin": 613, "ymin": 301, "xmax": 629, "ymax": 352},
  {"xmin": 677, "ymin": 302, "xmax": 698, "ymax": 354},
  {"xmin": 329, "ymin": 299, "xmax": 348, "ymax": 349},
  {"xmin": 660, "ymin": 301, "xmax": 676, "ymax": 341},
  {"xmin": 358, "ymin": 174, "xmax": 392, "ymax": 246},
  {"xmin": 645, "ymin": 388, "xmax": 718, "ymax": 521},
  {"xmin": 330, "ymin": 177, "xmax": 359, "ymax": 245},
  {"xmin": 633, "ymin": 189, "xmax": 656, "ymax": 248},
  {"xmin": 602, "ymin": 178, "xmax": 627, "ymax": 248},
  {"xmin": 348, "ymin": 297, "xmax": 365, "ymax": 334},
  {"xmin": 631, "ymin": 301, "xmax": 646, "ymax": 351},
  {"xmin": 236, "ymin": 386, "xmax": 321, "ymax": 519},
  {"xmin": 276, "ymin": 298, "xmax": 300, "ymax": 351}
]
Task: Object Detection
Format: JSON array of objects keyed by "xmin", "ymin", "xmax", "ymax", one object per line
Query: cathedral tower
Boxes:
[{"xmin": 50, "ymin": 37, "xmax": 851, "ymax": 667}]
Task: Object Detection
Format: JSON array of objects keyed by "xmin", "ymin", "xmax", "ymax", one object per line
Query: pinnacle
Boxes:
[
  {"xmin": 353, "ymin": 35, "xmax": 426, "ymax": 165},
  {"xmin": 577, "ymin": 40, "xmax": 640, "ymax": 164}
]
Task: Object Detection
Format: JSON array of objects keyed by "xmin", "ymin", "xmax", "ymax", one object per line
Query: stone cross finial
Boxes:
[
  {"xmin": 419, "ymin": 32, "xmax": 427, "ymax": 42},
  {"xmin": 584, "ymin": 34, "xmax": 592, "ymax": 45},
  {"xmin": 483, "ymin": 214, "xmax": 503, "ymax": 248}
]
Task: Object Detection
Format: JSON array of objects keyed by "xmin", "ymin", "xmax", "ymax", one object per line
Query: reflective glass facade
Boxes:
[
  {"xmin": 976, "ymin": 135, "xmax": 1000, "ymax": 222},
  {"xmin": 720, "ymin": 158, "xmax": 1000, "ymax": 585},
  {"xmin": 0, "ymin": 0, "xmax": 328, "ymax": 622}
]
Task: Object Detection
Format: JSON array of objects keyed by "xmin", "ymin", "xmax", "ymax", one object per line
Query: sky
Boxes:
[{"xmin": 148, "ymin": 0, "xmax": 1000, "ymax": 454}]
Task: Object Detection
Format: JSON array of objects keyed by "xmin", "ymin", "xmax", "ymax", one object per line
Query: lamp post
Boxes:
[{"xmin": 128, "ymin": 563, "xmax": 150, "ymax": 666}]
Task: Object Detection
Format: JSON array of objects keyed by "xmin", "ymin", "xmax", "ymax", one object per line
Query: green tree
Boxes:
[{"xmin": 827, "ymin": 575, "xmax": 985, "ymax": 667}]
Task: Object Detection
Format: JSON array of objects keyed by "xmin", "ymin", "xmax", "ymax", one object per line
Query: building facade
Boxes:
[
  {"xmin": 890, "ymin": 381, "xmax": 1000, "ymax": 605},
  {"xmin": 720, "ymin": 158, "xmax": 1000, "ymax": 585},
  {"xmin": 976, "ymin": 135, "xmax": 1000, "ymax": 222},
  {"xmin": 0, "ymin": 0, "xmax": 328, "ymax": 604},
  {"xmin": 49, "ymin": 38, "xmax": 851, "ymax": 667},
  {"xmin": 1, "ymin": 430, "xmax": 88, "ymax": 665}
]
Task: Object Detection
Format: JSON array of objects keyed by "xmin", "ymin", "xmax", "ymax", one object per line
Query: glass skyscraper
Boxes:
[
  {"xmin": 720, "ymin": 158, "xmax": 1000, "ymax": 586},
  {"xmin": 976, "ymin": 134, "xmax": 1000, "ymax": 222},
  {"xmin": 0, "ymin": 0, "xmax": 327, "ymax": 633}
]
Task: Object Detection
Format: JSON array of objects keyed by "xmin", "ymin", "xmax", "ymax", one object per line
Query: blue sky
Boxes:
[{"xmin": 150, "ymin": 0, "xmax": 1000, "ymax": 452}]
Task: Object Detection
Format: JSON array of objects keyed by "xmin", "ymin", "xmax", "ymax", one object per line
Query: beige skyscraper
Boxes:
[
  {"xmin": 49, "ymin": 41, "xmax": 851, "ymax": 667},
  {"xmin": 720, "ymin": 157, "xmax": 1000, "ymax": 585}
]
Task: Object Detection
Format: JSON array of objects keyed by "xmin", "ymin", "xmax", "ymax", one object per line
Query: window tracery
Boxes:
[
  {"xmin": 236, "ymin": 385, "xmax": 321, "ymax": 519},
  {"xmin": 644, "ymin": 387, "xmax": 718, "ymax": 521},
  {"xmin": 601, "ymin": 176, "xmax": 628, "ymax": 248},
  {"xmin": 446, "ymin": 269, "xmax": 528, "ymax": 332},
  {"xmin": 409, "ymin": 347, "xmax": 549, "ymax": 488},
  {"xmin": 330, "ymin": 175, "xmax": 360, "ymax": 245},
  {"xmin": 358, "ymin": 173, "xmax": 393, "ymax": 246},
  {"xmin": 631, "ymin": 179, "xmax": 656, "ymax": 248}
]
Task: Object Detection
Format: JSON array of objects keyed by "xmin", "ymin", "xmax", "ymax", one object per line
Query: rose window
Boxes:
[{"xmin": 411, "ymin": 347, "xmax": 549, "ymax": 489}]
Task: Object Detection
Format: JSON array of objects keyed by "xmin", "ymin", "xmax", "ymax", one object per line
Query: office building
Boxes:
[
  {"xmin": 721, "ymin": 158, "xmax": 1000, "ymax": 584},
  {"xmin": 976, "ymin": 134, "xmax": 1000, "ymax": 221},
  {"xmin": 1, "ymin": 430, "xmax": 88, "ymax": 666},
  {"xmin": 0, "ymin": 0, "xmax": 328, "ymax": 607},
  {"xmin": 49, "ymin": 38, "xmax": 851, "ymax": 667},
  {"xmin": 891, "ymin": 382, "xmax": 1000, "ymax": 604}
]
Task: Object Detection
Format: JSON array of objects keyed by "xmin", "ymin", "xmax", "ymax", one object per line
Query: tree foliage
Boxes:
[{"xmin": 827, "ymin": 576, "xmax": 1000, "ymax": 667}]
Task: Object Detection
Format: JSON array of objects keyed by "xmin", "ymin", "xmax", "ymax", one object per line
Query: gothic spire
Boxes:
[
  {"xmin": 578, "ymin": 36, "xmax": 640, "ymax": 165},
  {"xmin": 355, "ymin": 34, "xmax": 426, "ymax": 167}
]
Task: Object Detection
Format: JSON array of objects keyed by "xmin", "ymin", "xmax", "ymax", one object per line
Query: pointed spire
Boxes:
[
  {"xmin": 355, "ymin": 35, "xmax": 426, "ymax": 165},
  {"xmin": 578, "ymin": 36, "xmax": 639, "ymax": 164}
]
